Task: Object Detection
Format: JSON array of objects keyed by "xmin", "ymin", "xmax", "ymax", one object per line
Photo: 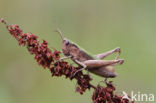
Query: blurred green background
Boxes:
[{"xmin": 0, "ymin": 0, "xmax": 156, "ymax": 103}]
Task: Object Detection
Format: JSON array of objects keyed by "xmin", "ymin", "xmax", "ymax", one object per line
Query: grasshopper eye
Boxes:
[{"xmin": 65, "ymin": 41, "xmax": 69, "ymax": 45}]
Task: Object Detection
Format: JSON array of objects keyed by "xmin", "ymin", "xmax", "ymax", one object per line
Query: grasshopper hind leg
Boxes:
[
  {"xmin": 104, "ymin": 78, "xmax": 108, "ymax": 83},
  {"xmin": 98, "ymin": 78, "xmax": 111, "ymax": 85},
  {"xmin": 95, "ymin": 47, "xmax": 121, "ymax": 60}
]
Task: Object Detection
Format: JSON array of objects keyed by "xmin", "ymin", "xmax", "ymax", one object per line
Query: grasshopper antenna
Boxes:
[
  {"xmin": 54, "ymin": 21, "xmax": 64, "ymax": 40},
  {"xmin": 56, "ymin": 28, "xmax": 64, "ymax": 40}
]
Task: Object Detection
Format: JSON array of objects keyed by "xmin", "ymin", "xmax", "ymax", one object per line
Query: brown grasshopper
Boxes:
[{"xmin": 56, "ymin": 28, "xmax": 124, "ymax": 81}]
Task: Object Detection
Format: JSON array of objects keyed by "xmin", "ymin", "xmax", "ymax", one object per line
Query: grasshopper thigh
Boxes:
[{"xmin": 84, "ymin": 59, "xmax": 124, "ymax": 68}]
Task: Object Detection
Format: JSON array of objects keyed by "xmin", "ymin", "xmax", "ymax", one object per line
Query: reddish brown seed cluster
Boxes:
[
  {"xmin": 0, "ymin": 18, "xmax": 134, "ymax": 103},
  {"xmin": 8, "ymin": 24, "xmax": 54, "ymax": 68},
  {"xmin": 51, "ymin": 61, "xmax": 93, "ymax": 94},
  {"xmin": 92, "ymin": 81, "xmax": 134, "ymax": 103},
  {"xmin": 0, "ymin": 19, "xmax": 92, "ymax": 94}
]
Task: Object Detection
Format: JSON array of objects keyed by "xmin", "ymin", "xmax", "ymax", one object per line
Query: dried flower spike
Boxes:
[{"xmin": 0, "ymin": 18, "xmax": 134, "ymax": 103}]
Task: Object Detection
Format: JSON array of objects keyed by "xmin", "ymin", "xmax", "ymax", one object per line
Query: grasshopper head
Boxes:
[
  {"xmin": 55, "ymin": 28, "xmax": 79, "ymax": 57},
  {"xmin": 62, "ymin": 38, "xmax": 72, "ymax": 56},
  {"xmin": 62, "ymin": 38, "xmax": 79, "ymax": 57}
]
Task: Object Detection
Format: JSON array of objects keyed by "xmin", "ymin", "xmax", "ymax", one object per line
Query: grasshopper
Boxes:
[{"xmin": 56, "ymin": 28, "xmax": 124, "ymax": 81}]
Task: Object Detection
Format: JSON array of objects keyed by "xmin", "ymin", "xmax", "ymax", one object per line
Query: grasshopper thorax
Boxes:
[{"xmin": 62, "ymin": 38, "xmax": 94, "ymax": 62}]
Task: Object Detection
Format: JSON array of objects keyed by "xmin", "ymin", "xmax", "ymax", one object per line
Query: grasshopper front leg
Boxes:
[
  {"xmin": 56, "ymin": 56, "xmax": 72, "ymax": 62},
  {"xmin": 73, "ymin": 60, "xmax": 87, "ymax": 76},
  {"xmin": 95, "ymin": 47, "xmax": 121, "ymax": 60}
]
